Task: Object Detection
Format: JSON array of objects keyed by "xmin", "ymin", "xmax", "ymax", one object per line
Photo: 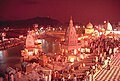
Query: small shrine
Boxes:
[{"xmin": 21, "ymin": 31, "xmax": 42, "ymax": 61}]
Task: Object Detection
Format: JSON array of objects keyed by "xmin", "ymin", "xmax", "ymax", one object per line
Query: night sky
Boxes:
[{"xmin": 0, "ymin": 0, "xmax": 120, "ymax": 23}]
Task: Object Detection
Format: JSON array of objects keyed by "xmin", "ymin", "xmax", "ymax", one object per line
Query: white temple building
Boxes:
[
  {"xmin": 26, "ymin": 32, "xmax": 35, "ymax": 48},
  {"xmin": 105, "ymin": 21, "xmax": 113, "ymax": 35},
  {"xmin": 21, "ymin": 31, "xmax": 42, "ymax": 61}
]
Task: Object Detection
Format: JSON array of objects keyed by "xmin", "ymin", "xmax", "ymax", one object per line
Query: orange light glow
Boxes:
[{"xmin": 70, "ymin": 58, "xmax": 74, "ymax": 62}]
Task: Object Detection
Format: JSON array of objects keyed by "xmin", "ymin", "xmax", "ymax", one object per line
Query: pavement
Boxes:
[
  {"xmin": 94, "ymin": 53, "xmax": 120, "ymax": 81},
  {"xmin": 14, "ymin": 53, "xmax": 120, "ymax": 81}
]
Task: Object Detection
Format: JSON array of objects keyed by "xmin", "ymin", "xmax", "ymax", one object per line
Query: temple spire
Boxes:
[
  {"xmin": 69, "ymin": 16, "xmax": 73, "ymax": 27},
  {"xmin": 62, "ymin": 16, "xmax": 80, "ymax": 51}
]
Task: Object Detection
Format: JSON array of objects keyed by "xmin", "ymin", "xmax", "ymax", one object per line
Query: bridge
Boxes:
[
  {"xmin": 45, "ymin": 31, "xmax": 65, "ymax": 39},
  {"xmin": 0, "ymin": 28, "xmax": 66, "ymax": 39},
  {"xmin": 0, "ymin": 29, "xmax": 28, "ymax": 38}
]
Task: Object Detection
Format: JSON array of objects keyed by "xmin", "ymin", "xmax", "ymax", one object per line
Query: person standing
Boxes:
[
  {"xmin": 0, "ymin": 77, "xmax": 3, "ymax": 81},
  {"xmin": 73, "ymin": 74, "xmax": 77, "ymax": 81},
  {"xmin": 48, "ymin": 70, "xmax": 52, "ymax": 81},
  {"xmin": 107, "ymin": 58, "xmax": 111, "ymax": 70},
  {"xmin": 61, "ymin": 76, "xmax": 65, "ymax": 81},
  {"xmin": 68, "ymin": 73, "xmax": 71, "ymax": 80},
  {"xmin": 10, "ymin": 73, "xmax": 14, "ymax": 81},
  {"xmin": 5, "ymin": 72, "xmax": 8, "ymax": 81},
  {"xmin": 44, "ymin": 75, "xmax": 48, "ymax": 81}
]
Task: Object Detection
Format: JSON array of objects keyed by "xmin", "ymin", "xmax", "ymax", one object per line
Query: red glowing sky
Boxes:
[{"xmin": 0, "ymin": 0, "xmax": 120, "ymax": 23}]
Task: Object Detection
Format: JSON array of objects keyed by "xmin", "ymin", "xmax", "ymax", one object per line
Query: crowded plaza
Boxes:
[{"xmin": 1, "ymin": 19, "xmax": 120, "ymax": 81}]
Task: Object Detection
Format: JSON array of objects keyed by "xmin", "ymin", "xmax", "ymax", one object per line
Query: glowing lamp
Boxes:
[
  {"xmin": 78, "ymin": 37, "xmax": 81, "ymax": 41},
  {"xmin": 61, "ymin": 38, "xmax": 65, "ymax": 41},
  {"xmin": 83, "ymin": 63, "xmax": 85, "ymax": 67},
  {"xmin": 104, "ymin": 21, "xmax": 106, "ymax": 23},
  {"xmin": 70, "ymin": 58, "xmax": 74, "ymax": 62}
]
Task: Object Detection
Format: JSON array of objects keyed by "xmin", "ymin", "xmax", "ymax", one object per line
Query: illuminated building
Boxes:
[
  {"xmin": 62, "ymin": 17, "xmax": 81, "ymax": 54},
  {"xmin": 21, "ymin": 31, "xmax": 42, "ymax": 61},
  {"xmin": 85, "ymin": 22, "xmax": 94, "ymax": 34},
  {"xmin": 105, "ymin": 21, "xmax": 113, "ymax": 35},
  {"xmin": 26, "ymin": 31, "xmax": 35, "ymax": 48}
]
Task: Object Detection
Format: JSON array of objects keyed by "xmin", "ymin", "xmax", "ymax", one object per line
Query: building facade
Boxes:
[{"xmin": 62, "ymin": 17, "xmax": 81, "ymax": 53}]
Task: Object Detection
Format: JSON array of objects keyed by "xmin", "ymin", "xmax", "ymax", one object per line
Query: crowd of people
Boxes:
[
  {"xmin": 1, "ymin": 35, "xmax": 120, "ymax": 81},
  {"xmin": 89, "ymin": 36, "xmax": 120, "ymax": 67},
  {"xmin": 49, "ymin": 36, "xmax": 120, "ymax": 81}
]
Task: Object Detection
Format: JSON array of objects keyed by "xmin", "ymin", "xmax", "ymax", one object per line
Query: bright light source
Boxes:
[
  {"xmin": 70, "ymin": 58, "xmax": 74, "ymax": 62},
  {"xmin": 83, "ymin": 63, "xmax": 85, "ymax": 67},
  {"xmin": 53, "ymin": 28, "xmax": 55, "ymax": 31},
  {"xmin": 28, "ymin": 51, "xmax": 33, "ymax": 56},
  {"xmin": 19, "ymin": 35, "xmax": 23, "ymax": 38},
  {"xmin": 37, "ymin": 39, "xmax": 42, "ymax": 44},
  {"xmin": 75, "ymin": 25, "xmax": 78, "ymax": 28},
  {"xmin": 104, "ymin": 21, "xmax": 106, "ymax": 23},
  {"xmin": 74, "ymin": 49, "xmax": 77, "ymax": 55},
  {"xmin": 78, "ymin": 37, "xmax": 81, "ymax": 41},
  {"xmin": 80, "ymin": 54, "xmax": 84, "ymax": 59}
]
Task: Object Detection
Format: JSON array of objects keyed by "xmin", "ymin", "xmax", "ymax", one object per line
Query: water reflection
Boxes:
[
  {"xmin": 42, "ymin": 37, "xmax": 61, "ymax": 54},
  {"xmin": 0, "ymin": 44, "xmax": 24, "ymax": 75},
  {"xmin": 0, "ymin": 37, "xmax": 61, "ymax": 75},
  {"xmin": 0, "ymin": 51, "xmax": 9, "ymax": 64}
]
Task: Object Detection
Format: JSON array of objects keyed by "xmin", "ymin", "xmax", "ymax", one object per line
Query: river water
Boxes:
[{"xmin": 0, "ymin": 37, "xmax": 61, "ymax": 77}]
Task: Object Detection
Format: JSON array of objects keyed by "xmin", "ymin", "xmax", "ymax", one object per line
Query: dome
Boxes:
[
  {"xmin": 107, "ymin": 22, "xmax": 112, "ymax": 31},
  {"xmin": 86, "ymin": 22, "xmax": 93, "ymax": 28}
]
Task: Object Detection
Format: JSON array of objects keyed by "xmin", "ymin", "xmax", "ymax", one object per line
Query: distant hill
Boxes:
[{"xmin": 0, "ymin": 17, "xmax": 62, "ymax": 28}]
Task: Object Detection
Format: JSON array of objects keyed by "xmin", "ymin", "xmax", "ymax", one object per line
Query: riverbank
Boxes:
[
  {"xmin": 0, "ymin": 38, "xmax": 25, "ymax": 51},
  {"xmin": 0, "ymin": 44, "xmax": 25, "ymax": 78}
]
